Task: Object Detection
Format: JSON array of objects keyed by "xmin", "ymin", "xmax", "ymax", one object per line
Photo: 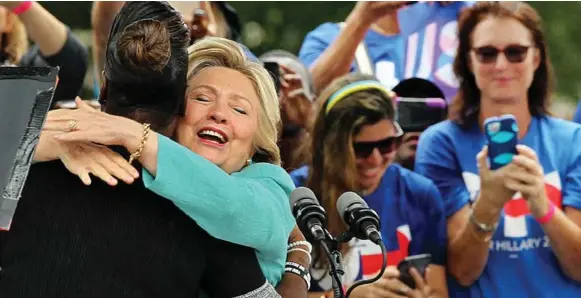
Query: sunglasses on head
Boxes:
[
  {"xmin": 472, "ymin": 45, "xmax": 531, "ymax": 64},
  {"xmin": 353, "ymin": 122, "xmax": 404, "ymax": 159}
]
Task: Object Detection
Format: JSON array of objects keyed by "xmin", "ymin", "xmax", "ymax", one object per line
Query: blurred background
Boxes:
[{"xmin": 44, "ymin": 1, "xmax": 581, "ymax": 114}]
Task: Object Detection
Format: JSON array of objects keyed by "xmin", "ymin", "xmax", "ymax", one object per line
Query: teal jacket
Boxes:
[{"xmin": 142, "ymin": 134, "xmax": 296, "ymax": 285}]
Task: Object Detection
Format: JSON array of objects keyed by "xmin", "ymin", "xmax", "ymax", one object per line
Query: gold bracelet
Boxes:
[{"xmin": 128, "ymin": 123, "xmax": 151, "ymax": 164}]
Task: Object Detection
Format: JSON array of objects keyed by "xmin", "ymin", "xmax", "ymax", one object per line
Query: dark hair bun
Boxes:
[{"xmin": 117, "ymin": 19, "xmax": 171, "ymax": 73}]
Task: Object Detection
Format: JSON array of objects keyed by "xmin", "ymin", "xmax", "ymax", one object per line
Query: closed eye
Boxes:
[
  {"xmin": 234, "ymin": 107, "xmax": 247, "ymax": 115},
  {"xmin": 195, "ymin": 96, "xmax": 210, "ymax": 102}
]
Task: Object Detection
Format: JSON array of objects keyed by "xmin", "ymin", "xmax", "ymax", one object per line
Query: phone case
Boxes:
[
  {"xmin": 483, "ymin": 114, "xmax": 519, "ymax": 170},
  {"xmin": 397, "ymin": 254, "xmax": 431, "ymax": 289}
]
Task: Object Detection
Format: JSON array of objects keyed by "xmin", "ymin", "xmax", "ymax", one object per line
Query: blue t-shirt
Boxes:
[
  {"xmin": 298, "ymin": 1, "xmax": 472, "ymax": 102},
  {"xmin": 572, "ymin": 101, "xmax": 581, "ymax": 124},
  {"xmin": 290, "ymin": 164, "xmax": 447, "ymax": 291},
  {"xmin": 415, "ymin": 117, "xmax": 581, "ymax": 298}
]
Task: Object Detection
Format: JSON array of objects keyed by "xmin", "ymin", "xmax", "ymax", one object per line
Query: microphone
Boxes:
[
  {"xmin": 289, "ymin": 187, "xmax": 328, "ymax": 242},
  {"xmin": 336, "ymin": 192, "xmax": 382, "ymax": 245}
]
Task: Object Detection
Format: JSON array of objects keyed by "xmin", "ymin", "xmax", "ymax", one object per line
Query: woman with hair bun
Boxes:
[{"xmin": 3, "ymin": 2, "xmax": 307, "ymax": 297}]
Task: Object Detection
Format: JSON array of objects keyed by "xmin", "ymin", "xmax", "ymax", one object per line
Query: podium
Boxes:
[{"xmin": 0, "ymin": 67, "xmax": 58, "ymax": 230}]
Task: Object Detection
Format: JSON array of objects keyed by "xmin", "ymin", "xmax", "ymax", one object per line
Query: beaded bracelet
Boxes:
[
  {"xmin": 128, "ymin": 123, "xmax": 151, "ymax": 164},
  {"xmin": 288, "ymin": 240, "xmax": 312, "ymax": 253},
  {"xmin": 285, "ymin": 262, "xmax": 311, "ymax": 289}
]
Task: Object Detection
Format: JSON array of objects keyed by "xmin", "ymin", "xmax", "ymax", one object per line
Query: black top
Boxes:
[{"xmin": 0, "ymin": 156, "xmax": 270, "ymax": 298}]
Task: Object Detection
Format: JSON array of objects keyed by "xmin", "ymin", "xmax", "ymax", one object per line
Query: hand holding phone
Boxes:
[
  {"xmin": 483, "ymin": 114, "xmax": 519, "ymax": 170},
  {"xmin": 397, "ymin": 254, "xmax": 431, "ymax": 289}
]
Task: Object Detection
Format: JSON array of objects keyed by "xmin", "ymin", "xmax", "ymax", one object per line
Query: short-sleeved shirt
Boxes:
[
  {"xmin": 415, "ymin": 116, "xmax": 581, "ymax": 297},
  {"xmin": 298, "ymin": 2, "xmax": 472, "ymax": 101},
  {"xmin": 290, "ymin": 163, "xmax": 447, "ymax": 291}
]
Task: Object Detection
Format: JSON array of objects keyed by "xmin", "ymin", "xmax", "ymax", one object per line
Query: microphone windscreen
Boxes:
[
  {"xmin": 289, "ymin": 186, "xmax": 318, "ymax": 207},
  {"xmin": 336, "ymin": 192, "xmax": 368, "ymax": 221}
]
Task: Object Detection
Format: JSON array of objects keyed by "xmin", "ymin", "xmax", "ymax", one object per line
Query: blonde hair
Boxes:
[
  {"xmin": 186, "ymin": 37, "xmax": 281, "ymax": 165},
  {"xmin": 3, "ymin": 13, "xmax": 28, "ymax": 64}
]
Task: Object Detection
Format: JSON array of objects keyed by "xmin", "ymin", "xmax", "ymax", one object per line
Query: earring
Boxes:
[{"xmin": 246, "ymin": 159, "xmax": 252, "ymax": 166}]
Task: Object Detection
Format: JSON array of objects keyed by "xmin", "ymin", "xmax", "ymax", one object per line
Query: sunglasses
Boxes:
[
  {"xmin": 353, "ymin": 122, "xmax": 404, "ymax": 159},
  {"xmin": 472, "ymin": 45, "xmax": 531, "ymax": 64}
]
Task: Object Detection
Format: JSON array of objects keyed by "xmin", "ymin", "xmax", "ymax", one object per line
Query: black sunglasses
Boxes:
[
  {"xmin": 472, "ymin": 45, "xmax": 531, "ymax": 64},
  {"xmin": 353, "ymin": 123, "xmax": 404, "ymax": 159}
]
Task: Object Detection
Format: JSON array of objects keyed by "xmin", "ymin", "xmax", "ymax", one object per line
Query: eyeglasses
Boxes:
[
  {"xmin": 472, "ymin": 45, "xmax": 531, "ymax": 64},
  {"xmin": 352, "ymin": 122, "xmax": 404, "ymax": 159}
]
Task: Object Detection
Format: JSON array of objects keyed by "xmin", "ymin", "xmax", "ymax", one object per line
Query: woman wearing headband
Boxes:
[{"xmin": 290, "ymin": 73, "xmax": 448, "ymax": 298}]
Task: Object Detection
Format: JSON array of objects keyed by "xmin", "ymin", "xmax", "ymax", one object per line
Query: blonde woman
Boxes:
[{"xmin": 40, "ymin": 37, "xmax": 308, "ymax": 292}]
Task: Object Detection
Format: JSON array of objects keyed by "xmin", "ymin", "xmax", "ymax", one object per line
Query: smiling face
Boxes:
[
  {"xmin": 470, "ymin": 16, "xmax": 540, "ymax": 105},
  {"xmin": 353, "ymin": 119, "xmax": 401, "ymax": 194},
  {"xmin": 176, "ymin": 66, "xmax": 259, "ymax": 173}
]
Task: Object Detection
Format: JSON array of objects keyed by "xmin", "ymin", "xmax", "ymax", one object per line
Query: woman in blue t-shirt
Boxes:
[
  {"xmin": 290, "ymin": 73, "xmax": 448, "ymax": 298},
  {"xmin": 415, "ymin": 2, "xmax": 581, "ymax": 297}
]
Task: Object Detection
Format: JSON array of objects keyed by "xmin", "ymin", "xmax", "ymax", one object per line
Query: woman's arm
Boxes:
[
  {"xmin": 139, "ymin": 134, "xmax": 296, "ymax": 260},
  {"xmin": 43, "ymin": 102, "xmax": 296, "ymax": 260},
  {"xmin": 33, "ymin": 130, "xmax": 62, "ymax": 162},
  {"xmin": 511, "ymin": 145, "xmax": 581, "ymax": 282},
  {"xmin": 301, "ymin": 3, "xmax": 404, "ymax": 93},
  {"xmin": 35, "ymin": 121, "xmax": 138, "ymax": 185},
  {"xmin": 3, "ymin": 1, "xmax": 67, "ymax": 56},
  {"xmin": 6, "ymin": 2, "xmax": 88, "ymax": 102},
  {"xmin": 427, "ymin": 265, "xmax": 447, "ymax": 298},
  {"xmin": 538, "ymin": 207, "xmax": 581, "ymax": 282}
]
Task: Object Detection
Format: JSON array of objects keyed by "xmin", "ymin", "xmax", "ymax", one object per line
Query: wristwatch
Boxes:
[{"xmin": 469, "ymin": 208, "xmax": 498, "ymax": 233}]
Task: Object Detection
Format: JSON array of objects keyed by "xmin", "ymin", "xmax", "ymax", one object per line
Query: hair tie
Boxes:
[{"xmin": 324, "ymin": 80, "xmax": 393, "ymax": 115}]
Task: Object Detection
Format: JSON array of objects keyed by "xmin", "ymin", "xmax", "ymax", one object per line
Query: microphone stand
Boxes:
[
  {"xmin": 318, "ymin": 230, "xmax": 345, "ymax": 298},
  {"xmin": 336, "ymin": 232, "xmax": 388, "ymax": 298}
]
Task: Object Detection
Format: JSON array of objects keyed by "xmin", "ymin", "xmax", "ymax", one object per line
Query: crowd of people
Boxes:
[{"xmin": 2, "ymin": 1, "xmax": 581, "ymax": 298}]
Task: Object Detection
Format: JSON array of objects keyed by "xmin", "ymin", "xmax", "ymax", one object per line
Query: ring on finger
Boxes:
[
  {"xmin": 397, "ymin": 287, "xmax": 409, "ymax": 295},
  {"xmin": 67, "ymin": 120, "xmax": 78, "ymax": 132}
]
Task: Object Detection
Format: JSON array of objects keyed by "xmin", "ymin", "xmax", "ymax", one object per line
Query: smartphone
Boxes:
[
  {"xmin": 483, "ymin": 114, "xmax": 519, "ymax": 170},
  {"xmin": 396, "ymin": 97, "xmax": 447, "ymax": 132},
  {"xmin": 397, "ymin": 254, "xmax": 431, "ymax": 289},
  {"xmin": 263, "ymin": 61, "xmax": 281, "ymax": 94}
]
